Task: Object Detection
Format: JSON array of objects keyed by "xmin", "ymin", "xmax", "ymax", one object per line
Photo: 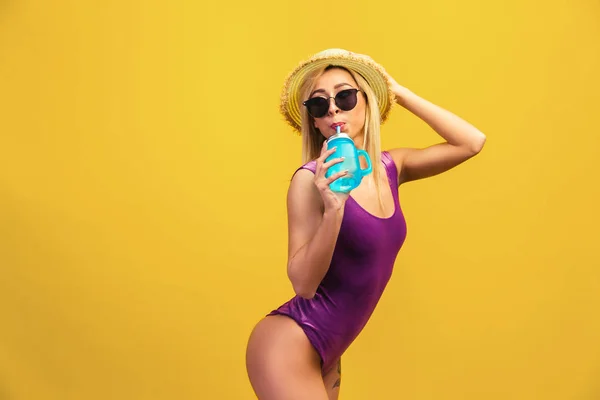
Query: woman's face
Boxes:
[{"xmin": 308, "ymin": 68, "xmax": 367, "ymax": 141}]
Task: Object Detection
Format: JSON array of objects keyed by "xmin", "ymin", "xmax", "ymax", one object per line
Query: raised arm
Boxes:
[{"xmin": 386, "ymin": 76, "xmax": 487, "ymax": 184}]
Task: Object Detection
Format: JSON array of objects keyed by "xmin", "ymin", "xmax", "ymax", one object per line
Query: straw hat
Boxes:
[{"xmin": 280, "ymin": 48, "xmax": 395, "ymax": 133}]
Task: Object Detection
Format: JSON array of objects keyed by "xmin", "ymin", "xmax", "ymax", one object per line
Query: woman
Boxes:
[{"xmin": 245, "ymin": 49, "xmax": 486, "ymax": 400}]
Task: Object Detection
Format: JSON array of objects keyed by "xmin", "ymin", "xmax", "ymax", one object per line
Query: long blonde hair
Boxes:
[{"xmin": 298, "ymin": 65, "xmax": 387, "ymax": 212}]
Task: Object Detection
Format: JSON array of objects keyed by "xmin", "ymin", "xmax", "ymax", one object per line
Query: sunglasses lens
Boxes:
[
  {"xmin": 305, "ymin": 97, "xmax": 329, "ymax": 118},
  {"xmin": 335, "ymin": 89, "xmax": 358, "ymax": 111},
  {"xmin": 303, "ymin": 89, "xmax": 359, "ymax": 118}
]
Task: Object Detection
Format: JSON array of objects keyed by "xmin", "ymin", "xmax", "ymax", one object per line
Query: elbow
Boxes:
[
  {"xmin": 468, "ymin": 132, "xmax": 486, "ymax": 155},
  {"xmin": 296, "ymin": 290, "xmax": 317, "ymax": 300},
  {"xmin": 287, "ymin": 263, "xmax": 317, "ymax": 299},
  {"xmin": 295, "ymin": 287, "xmax": 317, "ymax": 299},
  {"xmin": 290, "ymin": 279, "xmax": 317, "ymax": 299}
]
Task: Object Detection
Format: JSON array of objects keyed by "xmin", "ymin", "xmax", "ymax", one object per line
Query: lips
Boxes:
[{"xmin": 330, "ymin": 122, "xmax": 345, "ymax": 130}]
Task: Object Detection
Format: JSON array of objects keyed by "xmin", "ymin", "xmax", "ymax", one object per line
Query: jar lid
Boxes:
[{"xmin": 326, "ymin": 132, "xmax": 352, "ymax": 142}]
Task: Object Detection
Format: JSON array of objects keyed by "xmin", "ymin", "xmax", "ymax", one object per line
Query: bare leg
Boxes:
[
  {"xmin": 323, "ymin": 358, "xmax": 342, "ymax": 400},
  {"xmin": 246, "ymin": 315, "xmax": 329, "ymax": 400}
]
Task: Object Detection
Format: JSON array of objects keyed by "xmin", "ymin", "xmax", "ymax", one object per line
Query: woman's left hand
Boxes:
[
  {"xmin": 382, "ymin": 70, "xmax": 413, "ymax": 106},
  {"xmin": 383, "ymin": 70, "xmax": 402, "ymax": 93},
  {"xmin": 353, "ymin": 52, "xmax": 411, "ymax": 103}
]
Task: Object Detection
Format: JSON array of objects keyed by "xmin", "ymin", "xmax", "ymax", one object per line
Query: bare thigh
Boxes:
[
  {"xmin": 245, "ymin": 315, "xmax": 329, "ymax": 400},
  {"xmin": 322, "ymin": 358, "xmax": 342, "ymax": 400}
]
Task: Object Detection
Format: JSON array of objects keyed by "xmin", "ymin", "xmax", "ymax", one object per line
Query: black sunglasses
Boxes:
[{"xmin": 302, "ymin": 88, "xmax": 361, "ymax": 119}]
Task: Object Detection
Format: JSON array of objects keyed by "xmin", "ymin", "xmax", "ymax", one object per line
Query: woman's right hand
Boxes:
[{"xmin": 314, "ymin": 141, "xmax": 350, "ymax": 214}]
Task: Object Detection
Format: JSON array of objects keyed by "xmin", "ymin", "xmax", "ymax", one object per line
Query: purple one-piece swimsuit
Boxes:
[{"xmin": 267, "ymin": 151, "xmax": 408, "ymax": 375}]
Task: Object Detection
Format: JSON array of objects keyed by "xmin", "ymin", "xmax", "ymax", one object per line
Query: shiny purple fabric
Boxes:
[{"xmin": 267, "ymin": 151, "xmax": 407, "ymax": 375}]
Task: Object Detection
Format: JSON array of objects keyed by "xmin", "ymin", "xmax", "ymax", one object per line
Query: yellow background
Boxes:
[{"xmin": 1, "ymin": 0, "xmax": 599, "ymax": 399}]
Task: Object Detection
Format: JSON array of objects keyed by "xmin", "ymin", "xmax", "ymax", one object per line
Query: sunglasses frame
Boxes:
[{"xmin": 302, "ymin": 88, "xmax": 362, "ymax": 119}]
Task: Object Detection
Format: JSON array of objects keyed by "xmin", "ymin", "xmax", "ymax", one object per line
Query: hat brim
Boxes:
[{"xmin": 280, "ymin": 51, "xmax": 395, "ymax": 133}]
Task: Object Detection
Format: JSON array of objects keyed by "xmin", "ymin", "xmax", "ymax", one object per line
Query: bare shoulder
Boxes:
[
  {"xmin": 386, "ymin": 148, "xmax": 411, "ymax": 167},
  {"xmin": 288, "ymin": 168, "xmax": 322, "ymax": 209},
  {"xmin": 384, "ymin": 148, "xmax": 412, "ymax": 183}
]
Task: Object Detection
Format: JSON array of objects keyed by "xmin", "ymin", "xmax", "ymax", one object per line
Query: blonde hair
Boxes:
[{"xmin": 298, "ymin": 65, "xmax": 387, "ymax": 213}]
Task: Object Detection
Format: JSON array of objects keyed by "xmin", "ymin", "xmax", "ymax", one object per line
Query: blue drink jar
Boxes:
[{"xmin": 324, "ymin": 133, "xmax": 372, "ymax": 193}]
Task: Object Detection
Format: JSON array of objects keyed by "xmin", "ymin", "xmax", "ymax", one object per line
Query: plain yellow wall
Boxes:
[{"xmin": 1, "ymin": 1, "xmax": 599, "ymax": 399}]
